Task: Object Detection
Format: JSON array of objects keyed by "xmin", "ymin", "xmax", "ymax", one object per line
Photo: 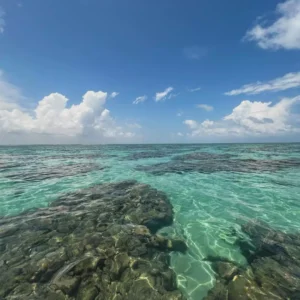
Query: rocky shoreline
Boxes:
[{"xmin": 0, "ymin": 180, "xmax": 187, "ymax": 300}]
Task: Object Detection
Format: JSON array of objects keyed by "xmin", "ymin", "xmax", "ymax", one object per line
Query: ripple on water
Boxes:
[{"xmin": 1, "ymin": 144, "xmax": 300, "ymax": 299}]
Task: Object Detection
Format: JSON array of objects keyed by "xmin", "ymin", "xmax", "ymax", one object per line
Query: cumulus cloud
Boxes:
[
  {"xmin": 184, "ymin": 120, "xmax": 198, "ymax": 129},
  {"xmin": 0, "ymin": 91, "xmax": 134, "ymax": 137},
  {"xmin": 110, "ymin": 92, "xmax": 119, "ymax": 98},
  {"xmin": 155, "ymin": 87, "xmax": 174, "ymax": 102},
  {"xmin": 133, "ymin": 95, "xmax": 147, "ymax": 104},
  {"xmin": 184, "ymin": 96, "xmax": 300, "ymax": 137},
  {"xmin": 225, "ymin": 72, "xmax": 300, "ymax": 96},
  {"xmin": 188, "ymin": 87, "xmax": 201, "ymax": 92},
  {"xmin": 245, "ymin": 0, "xmax": 300, "ymax": 50},
  {"xmin": 223, "ymin": 97, "xmax": 300, "ymax": 134},
  {"xmin": 183, "ymin": 46, "xmax": 207, "ymax": 60},
  {"xmin": 197, "ymin": 104, "xmax": 214, "ymax": 111},
  {"xmin": 0, "ymin": 7, "xmax": 5, "ymax": 34},
  {"xmin": 0, "ymin": 74, "xmax": 137, "ymax": 144}
]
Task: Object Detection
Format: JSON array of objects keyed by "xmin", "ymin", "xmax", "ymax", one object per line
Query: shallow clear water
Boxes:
[{"xmin": 1, "ymin": 143, "xmax": 300, "ymax": 299}]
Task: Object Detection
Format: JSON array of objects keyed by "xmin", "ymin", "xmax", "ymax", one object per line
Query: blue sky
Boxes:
[{"xmin": 0, "ymin": 0, "xmax": 300, "ymax": 144}]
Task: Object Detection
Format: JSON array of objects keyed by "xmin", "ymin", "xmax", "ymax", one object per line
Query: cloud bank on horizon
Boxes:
[
  {"xmin": 0, "ymin": 68, "xmax": 300, "ymax": 143},
  {"xmin": 184, "ymin": 97, "xmax": 300, "ymax": 137},
  {"xmin": 0, "ymin": 72, "xmax": 140, "ymax": 144}
]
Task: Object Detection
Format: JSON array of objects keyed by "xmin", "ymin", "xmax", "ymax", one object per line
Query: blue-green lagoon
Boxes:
[{"xmin": 1, "ymin": 144, "xmax": 300, "ymax": 299}]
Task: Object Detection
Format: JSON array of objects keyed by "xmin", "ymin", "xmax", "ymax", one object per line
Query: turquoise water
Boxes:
[{"xmin": 1, "ymin": 144, "xmax": 300, "ymax": 299}]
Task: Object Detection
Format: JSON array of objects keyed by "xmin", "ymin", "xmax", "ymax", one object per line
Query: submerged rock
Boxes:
[
  {"xmin": 121, "ymin": 151, "xmax": 170, "ymax": 161},
  {"xmin": 172, "ymin": 152, "xmax": 235, "ymax": 161},
  {"xmin": 136, "ymin": 157, "xmax": 300, "ymax": 175},
  {"xmin": 0, "ymin": 180, "xmax": 186, "ymax": 299},
  {"xmin": 5, "ymin": 163, "xmax": 105, "ymax": 182},
  {"xmin": 204, "ymin": 220, "xmax": 300, "ymax": 300},
  {"xmin": 211, "ymin": 261, "xmax": 239, "ymax": 282}
]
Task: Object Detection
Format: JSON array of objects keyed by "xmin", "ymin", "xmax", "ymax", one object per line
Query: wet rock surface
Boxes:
[
  {"xmin": 204, "ymin": 220, "xmax": 300, "ymax": 300},
  {"xmin": 136, "ymin": 155, "xmax": 300, "ymax": 175},
  {"xmin": 0, "ymin": 180, "xmax": 186, "ymax": 300},
  {"xmin": 4, "ymin": 163, "xmax": 105, "ymax": 182}
]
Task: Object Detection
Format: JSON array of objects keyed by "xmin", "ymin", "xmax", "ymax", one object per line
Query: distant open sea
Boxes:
[{"xmin": 1, "ymin": 143, "xmax": 300, "ymax": 299}]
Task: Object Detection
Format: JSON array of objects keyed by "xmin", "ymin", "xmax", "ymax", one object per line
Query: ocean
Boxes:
[{"xmin": 1, "ymin": 143, "xmax": 300, "ymax": 299}]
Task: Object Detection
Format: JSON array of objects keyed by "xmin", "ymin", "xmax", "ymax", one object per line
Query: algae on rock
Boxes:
[{"xmin": 0, "ymin": 180, "xmax": 187, "ymax": 300}]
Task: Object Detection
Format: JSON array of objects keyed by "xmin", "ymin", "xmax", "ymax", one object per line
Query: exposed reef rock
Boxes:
[
  {"xmin": 204, "ymin": 220, "xmax": 300, "ymax": 300},
  {"xmin": 0, "ymin": 180, "xmax": 186, "ymax": 299}
]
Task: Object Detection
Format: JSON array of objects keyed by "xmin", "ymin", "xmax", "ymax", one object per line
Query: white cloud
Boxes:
[
  {"xmin": 188, "ymin": 87, "xmax": 201, "ymax": 92},
  {"xmin": 184, "ymin": 96, "xmax": 300, "ymax": 137},
  {"xmin": 0, "ymin": 7, "xmax": 5, "ymax": 34},
  {"xmin": 224, "ymin": 97, "xmax": 300, "ymax": 134},
  {"xmin": 197, "ymin": 104, "xmax": 214, "ymax": 111},
  {"xmin": 0, "ymin": 74, "xmax": 136, "ymax": 144},
  {"xmin": 245, "ymin": 0, "xmax": 300, "ymax": 50},
  {"xmin": 177, "ymin": 132, "xmax": 183, "ymax": 137},
  {"xmin": 92, "ymin": 107, "xmax": 135, "ymax": 139},
  {"xmin": 201, "ymin": 119, "xmax": 215, "ymax": 128},
  {"xmin": 184, "ymin": 120, "xmax": 198, "ymax": 129},
  {"xmin": 133, "ymin": 95, "xmax": 147, "ymax": 104},
  {"xmin": 225, "ymin": 72, "xmax": 300, "ymax": 96},
  {"xmin": 155, "ymin": 87, "xmax": 174, "ymax": 102},
  {"xmin": 183, "ymin": 46, "xmax": 207, "ymax": 60},
  {"xmin": 110, "ymin": 92, "xmax": 119, "ymax": 98}
]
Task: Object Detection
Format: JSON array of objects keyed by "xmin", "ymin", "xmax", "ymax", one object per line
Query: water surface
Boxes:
[{"xmin": 1, "ymin": 143, "xmax": 300, "ymax": 299}]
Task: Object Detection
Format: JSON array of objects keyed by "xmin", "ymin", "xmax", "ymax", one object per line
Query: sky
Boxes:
[{"xmin": 0, "ymin": 0, "xmax": 300, "ymax": 144}]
